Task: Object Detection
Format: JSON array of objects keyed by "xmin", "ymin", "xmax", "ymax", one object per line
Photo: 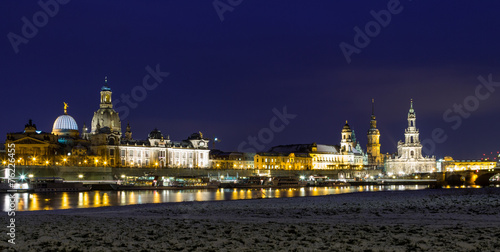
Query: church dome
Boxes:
[
  {"xmin": 342, "ymin": 121, "xmax": 352, "ymax": 132},
  {"xmin": 91, "ymin": 81, "xmax": 122, "ymax": 136},
  {"xmin": 52, "ymin": 103, "xmax": 79, "ymax": 138}
]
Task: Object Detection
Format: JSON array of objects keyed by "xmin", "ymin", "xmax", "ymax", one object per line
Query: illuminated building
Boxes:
[
  {"xmin": 255, "ymin": 122, "xmax": 366, "ymax": 170},
  {"xmin": 86, "ymin": 80, "xmax": 210, "ymax": 168},
  {"xmin": 385, "ymin": 100, "xmax": 436, "ymax": 174},
  {"xmin": 441, "ymin": 156, "xmax": 496, "ymax": 172},
  {"xmin": 91, "ymin": 78, "xmax": 122, "ymax": 137},
  {"xmin": 210, "ymin": 150, "xmax": 255, "ymax": 169},
  {"xmin": 117, "ymin": 130, "xmax": 210, "ymax": 168},
  {"xmin": 52, "ymin": 102, "xmax": 79, "ymax": 139},
  {"xmin": 5, "ymin": 79, "xmax": 210, "ymax": 168},
  {"xmin": 254, "ymin": 151, "xmax": 311, "ymax": 170},
  {"xmin": 4, "ymin": 119, "xmax": 59, "ymax": 165},
  {"xmin": 366, "ymin": 99, "xmax": 383, "ymax": 166}
]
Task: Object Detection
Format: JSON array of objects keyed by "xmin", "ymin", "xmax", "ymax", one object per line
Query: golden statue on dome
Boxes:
[{"xmin": 64, "ymin": 102, "xmax": 68, "ymax": 115}]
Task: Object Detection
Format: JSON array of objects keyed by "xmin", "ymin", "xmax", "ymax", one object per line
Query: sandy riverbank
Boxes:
[{"xmin": 2, "ymin": 187, "xmax": 500, "ymax": 251}]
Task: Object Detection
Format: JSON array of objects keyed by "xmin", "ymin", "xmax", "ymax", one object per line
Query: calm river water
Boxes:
[{"xmin": 2, "ymin": 185, "xmax": 428, "ymax": 211}]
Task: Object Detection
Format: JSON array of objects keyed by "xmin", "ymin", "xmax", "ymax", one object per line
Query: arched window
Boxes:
[{"xmin": 410, "ymin": 151, "xmax": 414, "ymax": 158}]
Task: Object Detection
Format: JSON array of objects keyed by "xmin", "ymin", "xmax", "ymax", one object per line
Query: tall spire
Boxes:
[
  {"xmin": 408, "ymin": 99, "xmax": 415, "ymax": 115},
  {"xmin": 371, "ymin": 99, "xmax": 375, "ymax": 116}
]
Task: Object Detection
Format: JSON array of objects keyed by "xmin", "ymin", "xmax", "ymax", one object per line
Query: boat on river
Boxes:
[
  {"xmin": 112, "ymin": 175, "xmax": 220, "ymax": 190},
  {"xmin": 0, "ymin": 178, "xmax": 30, "ymax": 193},
  {"xmin": 270, "ymin": 176, "xmax": 308, "ymax": 188},
  {"xmin": 29, "ymin": 177, "xmax": 92, "ymax": 192}
]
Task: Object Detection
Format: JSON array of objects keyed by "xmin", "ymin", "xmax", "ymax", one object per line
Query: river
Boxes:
[{"xmin": 1, "ymin": 185, "xmax": 429, "ymax": 211}]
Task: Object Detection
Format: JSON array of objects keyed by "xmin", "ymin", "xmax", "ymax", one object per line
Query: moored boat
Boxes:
[{"xmin": 29, "ymin": 177, "xmax": 92, "ymax": 192}]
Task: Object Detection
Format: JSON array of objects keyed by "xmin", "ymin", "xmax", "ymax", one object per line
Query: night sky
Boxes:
[{"xmin": 2, "ymin": 1, "xmax": 500, "ymax": 159}]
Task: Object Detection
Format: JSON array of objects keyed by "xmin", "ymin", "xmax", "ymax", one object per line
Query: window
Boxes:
[
  {"xmin": 109, "ymin": 149, "xmax": 114, "ymax": 156},
  {"xmin": 121, "ymin": 150, "xmax": 125, "ymax": 157},
  {"xmin": 129, "ymin": 150, "xmax": 133, "ymax": 156}
]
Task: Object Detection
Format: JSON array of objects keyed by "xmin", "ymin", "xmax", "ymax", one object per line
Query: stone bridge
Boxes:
[{"xmin": 437, "ymin": 168, "xmax": 500, "ymax": 186}]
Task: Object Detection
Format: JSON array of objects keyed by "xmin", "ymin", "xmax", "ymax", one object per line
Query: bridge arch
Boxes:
[{"xmin": 475, "ymin": 172, "xmax": 500, "ymax": 186}]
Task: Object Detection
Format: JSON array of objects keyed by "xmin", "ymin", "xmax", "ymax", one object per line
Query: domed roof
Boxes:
[
  {"xmin": 53, "ymin": 115, "xmax": 78, "ymax": 131},
  {"xmin": 342, "ymin": 120, "xmax": 352, "ymax": 132},
  {"xmin": 148, "ymin": 128, "xmax": 163, "ymax": 139}
]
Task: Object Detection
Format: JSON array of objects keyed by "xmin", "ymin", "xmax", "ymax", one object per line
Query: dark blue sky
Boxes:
[{"xmin": 2, "ymin": 1, "xmax": 500, "ymax": 159}]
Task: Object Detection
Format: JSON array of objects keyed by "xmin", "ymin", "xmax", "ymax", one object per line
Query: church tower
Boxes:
[
  {"xmin": 91, "ymin": 77, "xmax": 122, "ymax": 136},
  {"xmin": 401, "ymin": 99, "xmax": 422, "ymax": 158},
  {"xmin": 340, "ymin": 121, "xmax": 354, "ymax": 153},
  {"xmin": 367, "ymin": 99, "xmax": 382, "ymax": 165},
  {"xmin": 100, "ymin": 77, "xmax": 113, "ymax": 109}
]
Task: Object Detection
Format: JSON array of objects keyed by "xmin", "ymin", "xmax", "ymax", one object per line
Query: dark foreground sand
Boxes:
[{"xmin": 2, "ymin": 188, "xmax": 500, "ymax": 251}]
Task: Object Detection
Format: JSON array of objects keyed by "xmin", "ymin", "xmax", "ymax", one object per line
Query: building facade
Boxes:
[
  {"xmin": 385, "ymin": 100, "xmax": 436, "ymax": 174},
  {"xmin": 210, "ymin": 150, "xmax": 255, "ymax": 169},
  {"xmin": 254, "ymin": 121, "xmax": 367, "ymax": 171},
  {"xmin": 4, "ymin": 120, "xmax": 59, "ymax": 166},
  {"xmin": 86, "ymin": 83, "xmax": 211, "ymax": 168},
  {"xmin": 441, "ymin": 156, "xmax": 496, "ymax": 172}
]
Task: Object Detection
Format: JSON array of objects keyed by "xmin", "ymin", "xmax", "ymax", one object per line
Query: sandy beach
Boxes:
[{"xmin": 2, "ymin": 187, "xmax": 500, "ymax": 251}]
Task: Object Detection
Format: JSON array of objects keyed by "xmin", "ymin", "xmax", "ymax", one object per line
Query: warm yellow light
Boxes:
[
  {"xmin": 95, "ymin": 160, "xmax": 98, "ymax": 163},
  {"xmin": 33, "ymin": 157, "xmax": 36, "ymax": 161},
  {"xmin": 121, "ymin": 175, "xmax": 125, "ymax": 178},
  {"xmin": 28, "ymin": 174, "xmax": 34, "ymax": 178},
  {"xmin": 155, "ymin": 162, "xmax": 158, "ymax": 166},
  {"xmin": 45, "ymin": 161, "xmax": 49, "ymax": 164},
  {"xmin": 104, "ymin": 161, "xmax": 107, "ymax": 165},
  {"xmin": 78, "ymin": 174, "xmax": 83, "ymax": 178},
  {"xmin": 84, "ymin": 160, "xmax": 87, "ymax": 163},
  {"xmin": 2, "ymin": 161, "xmax": 5, "ymax": 165},
  {"xmin": 63, "ymin": 158, "xmax": 67, "ymax": 162}
]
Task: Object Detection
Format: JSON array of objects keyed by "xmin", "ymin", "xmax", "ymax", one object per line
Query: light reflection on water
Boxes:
[{"xmin": 1, "ymin": 185, "xmax": 429, "ymax": 212}]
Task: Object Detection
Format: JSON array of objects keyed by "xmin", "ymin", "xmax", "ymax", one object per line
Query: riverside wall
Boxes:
[{"xmin": 12, "ymin": 166, "xmax": 382, "ymax": 180}]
